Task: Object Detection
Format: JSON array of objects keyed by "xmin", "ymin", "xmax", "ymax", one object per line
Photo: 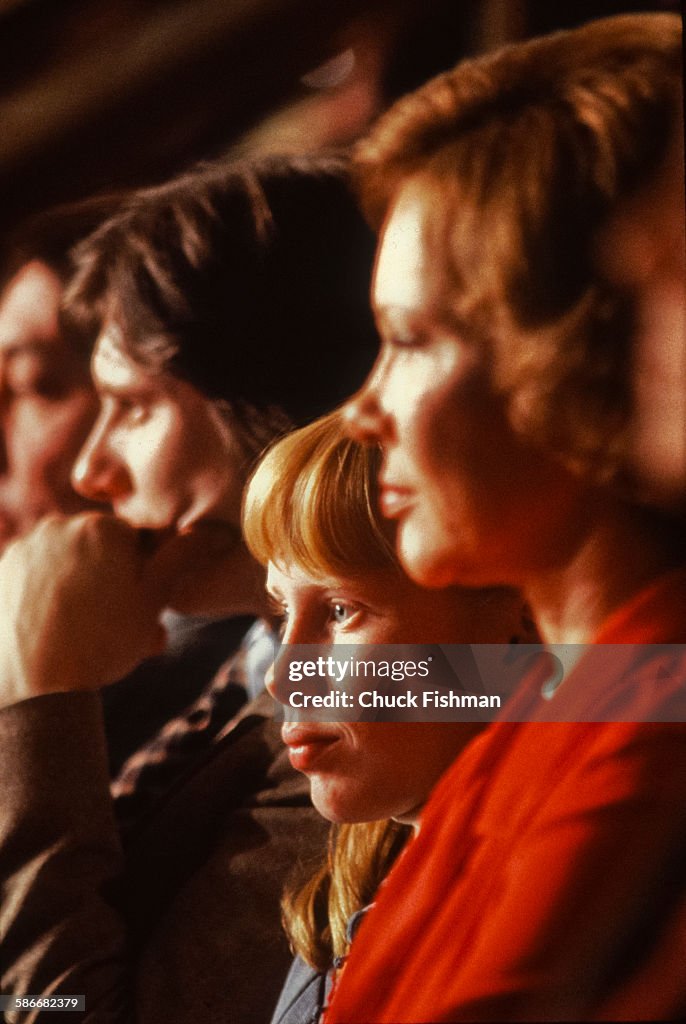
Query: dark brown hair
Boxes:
[
  {"xmin": 66, "ymin": 153, "xmax": 379, "ymax": 441},
  {"xmin": 0, "ymin": 194, "xmax": 124, "ymax": 360}
]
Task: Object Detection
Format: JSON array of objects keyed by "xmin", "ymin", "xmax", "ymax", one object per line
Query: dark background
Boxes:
[{"xmin": 0, "ymin": 0, "xmax": 680, "ymax": 240}]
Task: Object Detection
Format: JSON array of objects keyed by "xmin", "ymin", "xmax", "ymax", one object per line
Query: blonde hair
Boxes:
[
  {"xmin": 243, "ymin": 410, "xmax": 399, "ymax": 577},
  {"xmin": 243, "ymin": 413, "xmax": 414, "ymax": 969},
  {"xmin": 283, "ymin": 820, "xmax": 411, "ymax": 972},
  {"xmin": 243, "ymin": 412, "xmax": 534, "ymax": 967},
  {"xmin": 355, "ymin": 13, "xmax": 683, "ymax": 485}
]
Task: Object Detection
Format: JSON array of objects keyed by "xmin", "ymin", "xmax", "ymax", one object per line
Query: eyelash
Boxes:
[
  {"xmin": 267, "ymin": 597, "xmax": 361, "ymax": 634},
  {"xmin": 387, "ymin": 334, "xmax": 424, "ymax": 350},
  {"xmin": 331, "ymin": 601, "xmax": 354, "ymax": 625},
  {"xmin": 268, "ymin": 598, "xmax": 288, "ymax": 635}
]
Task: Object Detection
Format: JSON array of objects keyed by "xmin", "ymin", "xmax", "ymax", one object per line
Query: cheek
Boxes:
[
  {"xmin": 308, "ymin": 724, "xmax": 458, "ymax": 822},
  {"xmin": 10, "ymin": 394, "xmax": 96, "ymax": 487},
  {"xmin": 129, "ymin": 410, "xmax": 192, "ymax": 498},
  {"xmin": 400, "ymin": 371, "xmax": 465, "ymax": 484},
  {"xmin": 375, "ymin": 723, "xmax": 465, "ymax": 799},
  {"xmin": 348, "ymin": 725, "xmax": 422, "ymax": 798},
  {"xmin": 47, "ymin": 393, "xmax": 99, "ymax": 468},
  {"xmin": 135, "ymin": 444, "xmax": 184, "ymax": 505},
  {"xmin": 175, "ymin": 408, "xmax": 244, "ymax": 517}
]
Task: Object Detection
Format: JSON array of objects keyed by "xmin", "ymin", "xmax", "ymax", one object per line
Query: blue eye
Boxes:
[{"xmin": 331, "ymin": 602, "xmax": 353, "ymax": 624}]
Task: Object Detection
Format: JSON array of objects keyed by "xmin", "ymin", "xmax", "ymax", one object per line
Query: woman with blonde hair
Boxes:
[
  {"xmin": 331, "ymin": 11, "xmax": 686, "ymax": 1023},
  {"xmin": 242, "ymin": 411, "xmax": 535, "ymax": 1024}
]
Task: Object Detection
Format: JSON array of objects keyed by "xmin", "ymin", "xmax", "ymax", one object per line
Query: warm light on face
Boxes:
[
  {"xmin": 346, "ymin": 182, "xmax": 590, "ymax": 589},
  {"xmin": 73, "ymin": 323, "xmax": 244, "ymax": 532},
  {"xmin": 265, "ymin": 557, "xmax": 518, "ymax": 826},
  {"xmin": 71, "ymin": 323, "xmax": 265, "ymax": 617}
]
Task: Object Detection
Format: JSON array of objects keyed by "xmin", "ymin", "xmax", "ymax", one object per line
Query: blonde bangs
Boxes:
[{"xmin": 242, "ymin": 412, "xmax": 398, "ymax": 578}]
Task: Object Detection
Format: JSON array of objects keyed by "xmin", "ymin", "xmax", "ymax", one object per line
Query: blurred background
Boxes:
[{"xmin": 0, "ymin": 0, "xmax": 680, "ymax": 239}]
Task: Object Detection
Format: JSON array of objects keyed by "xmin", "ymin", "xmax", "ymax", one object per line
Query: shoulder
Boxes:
[{"xmin": 271, "ymin": 956, "xmax": 330, "ymax": 1024}]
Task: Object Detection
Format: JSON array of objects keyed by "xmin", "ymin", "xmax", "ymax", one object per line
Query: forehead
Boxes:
[
  {"xmin": 0, "ymin": 261, "xmax": 63, "ymax": 354},
  {"xmin": 91, "ymin": 322, "xmax": 159, "ymax": 392},
  {"xmin": 267, "ymin": 560, "xmax": 349, "ymax": 594},
  {"xmin": 372, "ymin": 182, "xmax": 441, "ymax": 322},
  {"xmin": 266, "ymin": 560, "xmax": 395, "ymax": 604},
  {"xmin": 267, "ymin": 561, "xmax": 323, "ymax": 593}
]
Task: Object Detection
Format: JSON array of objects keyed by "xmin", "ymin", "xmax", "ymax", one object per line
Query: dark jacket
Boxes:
[{"xmin": 0, "ymin": 689, "xmax": 328, "ymax": 1024}]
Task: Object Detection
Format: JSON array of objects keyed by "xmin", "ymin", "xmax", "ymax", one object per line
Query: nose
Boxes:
[
  {"xmin": 265, "ymin": 663, "xmax": 280, "ymax": 702},
  {"xmin": 267, "ymin": 616, "xmax": 329, "ymax": 707},
  {"xmin": 71, "ymin": 414, "xmax": 129, "ymax": 504},
  {"xmin": 280, "ymin": 621, "xmax": 309, "ymax": 648},
  {"xmin": 342, "ymin": 366, "xmax": 391, "ymax": 446},
  {"xmin": 265, "ymin": 650, "xmax": 308, "ymax": 708}
]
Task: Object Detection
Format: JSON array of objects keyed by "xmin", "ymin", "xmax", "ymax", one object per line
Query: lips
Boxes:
[
  {"xmin": 378, "ymin": 481, "xmax": 414, "ymax": 519},
  {"xmin": 281, "ymin": 724, "xmax": 339, "ymax": 772}
]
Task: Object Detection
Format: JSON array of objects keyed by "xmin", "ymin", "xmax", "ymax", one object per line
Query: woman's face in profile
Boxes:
[
  {"xmin": 265, "ymin": 559, "xmax": 485, "ymax": 826},
  {"xmin": 346, "ymin": 180, "xmax": 588, "ymax": 590}
]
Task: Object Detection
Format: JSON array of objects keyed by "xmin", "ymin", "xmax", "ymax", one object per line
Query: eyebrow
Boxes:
[
  {"xmin": 376, "ymin": 302, "xmax": 489, "ymax": 345},
  {"xmin": 91, "ymin": 368, "xmax": 159, "ymax": 401}
]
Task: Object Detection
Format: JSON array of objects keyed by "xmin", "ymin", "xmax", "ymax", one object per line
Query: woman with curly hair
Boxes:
[{"xmin": 336, "ymin": 12, "xmax": 686, "ymax": 1022}]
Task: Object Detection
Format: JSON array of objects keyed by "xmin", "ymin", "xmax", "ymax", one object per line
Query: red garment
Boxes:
[{"xmin": 326, "ymin": 569, "xmax": 686, "ymax": 1022}]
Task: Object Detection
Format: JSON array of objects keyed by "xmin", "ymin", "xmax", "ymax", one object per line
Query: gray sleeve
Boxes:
[{"xmin": 270, "ymin": 956, "xmax": 330, "ymax": 1024}]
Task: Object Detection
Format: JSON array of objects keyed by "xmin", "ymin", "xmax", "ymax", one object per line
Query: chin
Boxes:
[
  {"xmin": 311, "ymin": 786, "xmax": 359, "ymax": 824},
  {"xmin": 311, "ymin": 783, "xmax": 388, "ymax": 825},
  {"xmin": 399, "ymin": 522, "xmax": 501, "ymax": 590},
  {"xmin": 398, "ymin": 529, "xmax": 460, "ymax": 589}
]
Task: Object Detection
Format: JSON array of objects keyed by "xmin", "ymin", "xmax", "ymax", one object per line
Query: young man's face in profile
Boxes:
[
  {"xmin": 71, "ymin": 322, "xmax": 265, "ymax": 616},
  {"xmin": 0, "ymin": 260, "xmax": 98, "ymax": 549}
]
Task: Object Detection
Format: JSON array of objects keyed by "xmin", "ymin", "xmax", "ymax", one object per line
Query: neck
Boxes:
[
  {"xmin": 395, "ymin": 805, "xmax": 424, "ymax": 835},
  {"xmin": 524, "ymin": 497, "xmax": 683, "ymax": 644}
]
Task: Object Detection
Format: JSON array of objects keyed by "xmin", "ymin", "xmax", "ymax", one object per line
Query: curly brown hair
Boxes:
[{"xmin": 354, "ymin": 13, "xmax": 683, "ymax": 486}]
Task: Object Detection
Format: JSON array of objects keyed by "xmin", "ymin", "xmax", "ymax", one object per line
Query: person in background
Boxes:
[
  {"xmin": 0, "ymin": 154, "xmax": 378, "ymax": 1024},
  {"xmin": 597, "ymin": 93, "xmax": 686, "ymax": 506},
  {"xmin": 330, "ymin": 13, "xmax": 686, "ymax": 1022},
  {"xmin": 0, "ymin": 194, "xmax": 261, "ymax": 776},
  {"xmin": 240, "ymin": 411, "xmax": 535, "ymax": 1024},
  {"xmin": 0, "ymin": 198, "xmax": 117, "ymax": 548}
]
